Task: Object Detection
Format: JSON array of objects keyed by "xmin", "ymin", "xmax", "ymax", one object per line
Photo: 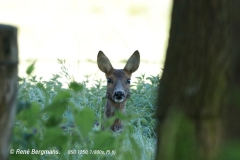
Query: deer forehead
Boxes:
[{"xmin": 106, "ymin": 69, "xmax": 131, "ymax": 80}]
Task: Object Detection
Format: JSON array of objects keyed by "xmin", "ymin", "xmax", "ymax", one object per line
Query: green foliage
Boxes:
[
  {"xmin": 75, "ymin": 107, "xmax": 95, "ymax": 137},
  {"xmin": 218, "ymin": 141, "xmax": 240, "ymax": 160},
  {"xmin": 10, "ymin": 61, "xmax": 158, "ymax": 160},
  {"xmin": 26, "ymin": 61, "xmax": 36, "ymax": 75},
  {"xmin": 69, "ymin": 81, "xmax": 84, "ymax": 92}
]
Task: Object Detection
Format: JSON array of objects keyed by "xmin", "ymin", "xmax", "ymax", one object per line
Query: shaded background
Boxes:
[{"xmin": 0, "ymin": 0, "xmax": 172, "ymax": 84}]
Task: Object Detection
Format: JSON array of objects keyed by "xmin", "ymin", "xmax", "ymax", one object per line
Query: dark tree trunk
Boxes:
[
  {"xmin": 0, "ymin": 24, "xmax": 18, "ymax": 160},
  {"xmin": 156, "ymin": 1, "xmax": 230, "ymax": 160},
  {"xmin": 223, "ymin": 0, "xmax": 240, "ymax": 141}
]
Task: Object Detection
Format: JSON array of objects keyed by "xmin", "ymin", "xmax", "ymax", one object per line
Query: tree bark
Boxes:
[
  {"xmin": 223, "ymin": 0, "xmax": 240, "ymax": 141},
  {"xmin": 156, "ymin": 1, "xmax": 229, "ymax": 160},
  {"xmin": 0, "ymin": 24, "xmax": 18, "ymax": 160}
]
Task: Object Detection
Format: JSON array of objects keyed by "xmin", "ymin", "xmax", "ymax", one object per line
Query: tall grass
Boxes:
[{"xmin": 10, "ymin": 60, "xmax": 159, "ymax": 160}]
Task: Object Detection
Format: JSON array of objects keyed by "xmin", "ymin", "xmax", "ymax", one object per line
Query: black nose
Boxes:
[{"xmin": 114, "ymin": 91, "xmax": 125, "ymax": 99}]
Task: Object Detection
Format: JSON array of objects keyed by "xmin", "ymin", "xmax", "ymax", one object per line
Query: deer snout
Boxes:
[{"xmin": 113, "ymin": 91, "xmax": 125, "ymax": 103}]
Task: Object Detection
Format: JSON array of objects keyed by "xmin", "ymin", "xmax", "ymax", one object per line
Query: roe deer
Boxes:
[{"xmin": 97, "ymin": 50, "xmax": 140, "ymax": 132}]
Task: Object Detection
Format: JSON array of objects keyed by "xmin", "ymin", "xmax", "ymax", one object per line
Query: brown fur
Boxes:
[{"xmin": 97, "ymin": 51, "xmax": 140, "ymax": 132}]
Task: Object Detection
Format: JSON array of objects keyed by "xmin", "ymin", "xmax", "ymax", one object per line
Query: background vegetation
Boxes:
[{"xmin": 10, "ymin": 60, "xmax": 159, "ymax": 160}]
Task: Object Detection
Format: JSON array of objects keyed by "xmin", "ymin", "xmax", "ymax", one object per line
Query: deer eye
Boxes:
[
  {"xmin": 126, "ymin": 78, "xmax": 131, "ymax": 84},
  {"xmin": 107, "ymin": 78, "xmax": 113, "ymax": 84}
]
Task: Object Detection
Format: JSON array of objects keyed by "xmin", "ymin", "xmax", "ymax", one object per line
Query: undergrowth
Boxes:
[{"xmin": 10, "ymin": 60, "xmax": 159, "ymax": 160}]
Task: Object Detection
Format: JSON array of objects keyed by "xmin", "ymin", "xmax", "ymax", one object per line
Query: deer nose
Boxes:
[{"xmin": 114, "ymin": 91, "xmax": 125, "ymax": 100}]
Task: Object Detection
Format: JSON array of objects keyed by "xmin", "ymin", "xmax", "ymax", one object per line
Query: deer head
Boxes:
[{"xmin": 97, "ymin": 51, "xmax": 140, "ymax": 104}]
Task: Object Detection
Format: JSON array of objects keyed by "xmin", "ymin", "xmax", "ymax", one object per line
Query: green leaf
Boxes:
[
  {"xmin": 43, "ymin": 100, "xmax": 67, "ymax": 116},
  {"xmin": 92, "ymin": 131, "xmax": 117, "ymax": 150},
  {"xmin": 41, "ymin": 127, "xmax": 68, "ymax": 151},
  {"xmin": 43, "ymin": 90, "xmax": 71, "ymax": 115},
  {"xmin": 17, "ymin": 102, "xmax": 41, "ymax": 127},
  {"xmin": 17, "ymin": 101, "xmax": 31, "ymax": 114},
  {"xmin": 115, "ymin": 111, "xmax": 131, "ymax": 121},
  {"xmin": 45, "ymin": 116, "xmax": 62, "ymax": 127},
  {"xmin": 69, "ymin": 81, "xmax": 84, "ymax": 92},
  {"xmin": 26, "ymin": 61, "xmax": 36, "ymax": 75},
  {"xmin": 102, "ymin": 117, "xmax": 115, "ymax": 129},
  {"xmin": 53, "ymin": 90, "xmax": 71, "ymax": 101},
  {"xmin": 74, "ymin": 107, "xmax": 95, "ymax": 137}
]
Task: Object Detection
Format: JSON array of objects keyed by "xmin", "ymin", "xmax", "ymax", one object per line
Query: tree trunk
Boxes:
[
  {"xmin": 223, "ymin": 0, "xmax": 240, "ymax": 141},
  {"xmin": 0, "ymin": 24, "xmax": 18, "ymax": 160},
  {"xmin": 156, "ymin": 1, "xmax": 229, "ymax": 160}
]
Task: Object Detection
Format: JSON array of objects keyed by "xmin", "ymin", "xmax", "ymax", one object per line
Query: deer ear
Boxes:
[
  {"xmin": 124, "ymin": 50, "xmax": 140, "ymax": 73},
  {"xmin": 97, "ymin": 51, "xmax": 113, "ymax": 73}
]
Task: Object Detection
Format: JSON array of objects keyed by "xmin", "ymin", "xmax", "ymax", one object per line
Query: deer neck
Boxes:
[{"xmin": 105, "ymin": 99, "xmax": 126, "ymax": 118}]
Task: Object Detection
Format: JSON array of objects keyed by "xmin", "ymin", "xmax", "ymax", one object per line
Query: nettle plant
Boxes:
[{"xmin": 11, "ymin": 59, "xmax": 158, "ymax": 160}]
